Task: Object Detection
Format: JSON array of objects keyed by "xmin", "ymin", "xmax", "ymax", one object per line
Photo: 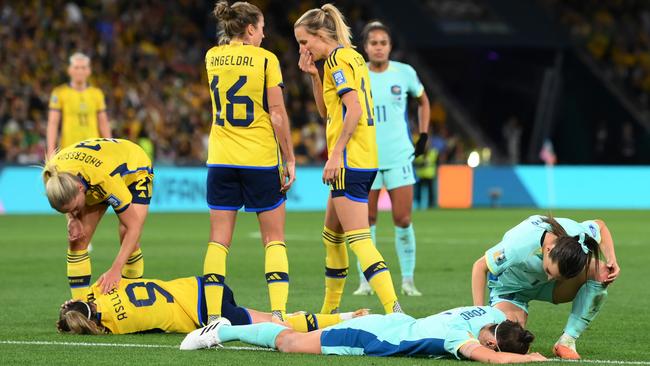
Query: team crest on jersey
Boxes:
[
  {"xmin": 106, "ymin": 194, "xmax": 121, "ymax": 208},
  {"xmin": 588, "ymin": 224, "xmax": 597, "ymax": 238},
  {"xmin": 333, "ymin": 69, "xmax": 346, "ymax": 86},
  {"xmin": 51, "ymin": 95, "xmax": 58, "ymax": 103},
  {"xmin": 493, "ymin": 249, "xmax": 507, "ymax": 265},
  {"xmin": 391, "ymin": 85, "xmax": 402, "ymax": 95}
]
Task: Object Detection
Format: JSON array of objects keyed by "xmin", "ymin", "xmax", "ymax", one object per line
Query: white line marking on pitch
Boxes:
[
  {"xmin": 2, "ymin": 340, "xmax": 649, "ymax": 364},
  {"xmin": 0, "ymin": 340, "xmax": 271, "ymax": 352}
]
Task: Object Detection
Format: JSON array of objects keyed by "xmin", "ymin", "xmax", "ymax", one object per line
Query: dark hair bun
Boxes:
[
  {"xmin": 520, "ymin": 329, "xmax": 535, "ymax": 343},
  {"xmin": 214, "ymin": 1, "xmax": 235, "ymax": 21}
]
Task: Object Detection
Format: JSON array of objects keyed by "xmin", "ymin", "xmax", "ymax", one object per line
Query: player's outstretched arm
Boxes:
[
  {"xmin": 594, "ymin": 219, "xmax": 620, "ymax": 284},
  {"xmin": 472, "ymin": 255, "xmax": 489, "ymax": 306},
  {"xmin": 462, "ymin": 344, "xmax": 547, "ymax": 363},
  {"xmin": 97, "ymin": 205, "xmax": 144, "ymax": 294}
]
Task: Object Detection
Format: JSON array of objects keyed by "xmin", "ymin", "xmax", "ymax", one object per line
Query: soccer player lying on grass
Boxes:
[
  {"xmin": 57, "ymin": 277, "xmax": 367, "ymax": 335},
  {"xmin": 180, "ymin": 306, "xmax": 547, "ymax": 363}
]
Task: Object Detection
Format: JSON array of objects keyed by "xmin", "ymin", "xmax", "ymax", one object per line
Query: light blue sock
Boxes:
[
  {"xmin": 564, "ymin": 280, "xmax": 608, "ymax": 338},
  {"xmin": 217, "ymin": 323, "xmax": 288, "ymax": 348},
  {"xmin": 395, "ymin": 224, "xmax": 416, "ymax": 279},
  {"xmin": 357, "ymin": 225, "xmax": 377, "ymax": 283}
]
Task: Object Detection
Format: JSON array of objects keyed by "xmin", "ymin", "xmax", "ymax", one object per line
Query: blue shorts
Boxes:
[
  {"xmin": 127, "ymin": 170, "xmax": 154, "ymax": 205},
  {"xmin": 206, "ymin": 166, "xmax": 285, "ymax": 212},
  {"xmin": 320, "ymin": 313, "xmax": 445, "ymax": 356},
  {"xmin": 197, "ymin": 277, "xmax": 252, "ymax": 327},
  {"xmin": 330, "ymin": 168, "xmax": 377, "ymax": 203},
  {"xmin": 371, "ymin": 164, "xmax": 416, "ymax": 191}
]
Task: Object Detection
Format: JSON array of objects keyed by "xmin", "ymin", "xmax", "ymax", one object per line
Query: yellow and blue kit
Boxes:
[
  {"xmin": 86, "ymin": 277, "xmax": 253, "ymax": 334},
  {"xmin": 204, "ymin": 41, "xmax": 285, "ymax": 211},
  {"xmin": 48, "ymin": 84, "xmax": 106, "ymax": 149},
  {"xmin": 49, "ymin": 138, "xmax": 153, "ymax": 213},
  {"xmin": 323, "ymin": 47, "xmax": 378, "ymax": 202}
]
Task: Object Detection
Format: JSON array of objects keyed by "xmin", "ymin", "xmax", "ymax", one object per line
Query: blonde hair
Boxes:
[
  {"xmin": 42, "ymin": 164, "xmax": 81, "ymax": 212},
  {"xmin": 69, "ymin": 52, "xmax": 90, "ymax": 66},
  {"xmin": 57, "ymin": 304, "xmax": 107, "ymax": 335},
  {"xmin": 294, "ymin": 3, "xmax": 353, "ymax": 48},
  {"xmin": 213, "ymin": 1, "xmax": 262, "ymax": 44}
]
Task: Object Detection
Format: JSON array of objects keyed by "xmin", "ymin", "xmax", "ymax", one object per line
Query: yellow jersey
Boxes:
[
  {"xmin": 323, "ymin": 47, "xmax": 378, "ymax": 170},
  {"xmin": 48, "ymin": 138, "xmax": 152, "ymax": 213},
  {"xmin": 85, "ymin": 277, "xmax": 202, "ymax": 334},
  {"xmin": 48, "ymin": 84, "xmax": 107, "ymax": 149},
  {"xmin": 205, "ymin": 41, "xmax": 284, "ymax": 168}
]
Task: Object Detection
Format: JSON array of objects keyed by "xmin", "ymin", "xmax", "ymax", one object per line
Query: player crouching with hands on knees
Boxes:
[
  {"xmin": 472, "ymin": 215, "xmax": 619, "ymax": 359},
  {"xmin": 181, "ymin": 305, "xmax": 546, "ymax": 363}
]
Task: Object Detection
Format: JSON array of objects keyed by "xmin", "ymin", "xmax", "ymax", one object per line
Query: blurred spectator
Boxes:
[{"xmin": 0, "ymin": 0, "xmax": 376, "ymax": 165}]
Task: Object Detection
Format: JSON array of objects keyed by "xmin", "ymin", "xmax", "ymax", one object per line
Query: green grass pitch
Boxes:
[{"xmin": 0, "ymin": 208, "xmax": 648, "ymax": 365}]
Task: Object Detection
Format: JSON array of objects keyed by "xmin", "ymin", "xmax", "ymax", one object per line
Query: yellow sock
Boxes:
[
  {"xmin": 121, "ymin": 247, "xmax": 144, "ymax": 279},
  {"xmin": 203, "ymin": 242, "xmax": 228, "ymax": 320},
  {"xmin": 265, "ymin": 241, "xmax": 289, "ymax": 318},
  {"xmin": 286, "ymin": 312, "xmax": 341, "ymax": 332},
  {"xmin": 321, "ymin": 226, "xmax": 348, "ymax": 314},
  {"xmin": 67, "ymin": 249, "xmax": 91, "ymax": 300},
  {"xmin": 347, "ymin": 228, "xmax": 400, "ymax": 314}
]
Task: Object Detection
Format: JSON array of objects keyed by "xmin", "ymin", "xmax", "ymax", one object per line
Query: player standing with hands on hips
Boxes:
[
  {"xmin": 354, "ymin": 21, "xmax": 430, "ymax": 297},
  {"xmin": 294, "ymin": 4, "xmax": 402, "ymax": 315}
]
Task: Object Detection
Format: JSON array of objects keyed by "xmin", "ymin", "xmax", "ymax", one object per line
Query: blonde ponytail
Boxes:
[
  {"xmin": 321, "ymin": 4, "xmax": 352, "ymax": 48},
  {"xmin": 42, "ymin": 164, "xmax": 81, "ymax": 212},
  {"xmin": 57, "ymin": 308, "xmax": 107, "ymax": 335},
  {"xmin": 294, "ymin": 3, "xmax": 354, "ymax": 48}
]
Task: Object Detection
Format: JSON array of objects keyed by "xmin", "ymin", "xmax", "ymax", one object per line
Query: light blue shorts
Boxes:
[
  {"xmin": 488, "ymin": 279, "xmax": 556, "ymax": 313},
  {"xmin": 371, "ymin": 164, "xmax": 416, "ymax": 191}
]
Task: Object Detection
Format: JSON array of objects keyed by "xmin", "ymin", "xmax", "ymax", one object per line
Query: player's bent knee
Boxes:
[{"xmin": 589, "ymin": 261, "xmax": 609, "ymax": 283}]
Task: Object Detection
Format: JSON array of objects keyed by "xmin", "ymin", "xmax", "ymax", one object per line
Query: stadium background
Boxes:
[{"xmin": 1, "ymin": 0, "xmax": 650, "ymax": 364}]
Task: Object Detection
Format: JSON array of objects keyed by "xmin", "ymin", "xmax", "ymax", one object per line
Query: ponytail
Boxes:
[
  {"xmin": 57, "ymin": 301, "xmax": 107, "ymax": 335},
  {"xmin": 212, "ymin": 1, "xmax": 262, "ymax": 44},
  {"xmin": 294, "ymin": 3, "xmax": 354, "ymax": 48},
  {"xmin": 544, "ymin": 216, "xmax": 600, "ymax": 279},
  {"xmin": 42, "ymin": 164, "xmax": 81, "ymax": 213}
]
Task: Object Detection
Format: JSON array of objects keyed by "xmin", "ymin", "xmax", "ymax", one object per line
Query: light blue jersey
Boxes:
[
  {"xmin": 320, "ymin": 306, "xmax": 506, "ymax": 359},
  {"xmin": 368, "ymin": 61, "xmax": 424, "ymax": 169},
  {"xmin": 485, "ymin": 215, "xmax": 602, "ymax": 305}
]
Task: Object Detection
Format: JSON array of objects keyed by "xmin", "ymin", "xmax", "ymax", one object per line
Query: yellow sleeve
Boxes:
[
  {"xmin": 265, "ymin": 53, "xmax": 283, "ymax": 88},
  {"xmin": 95, "ymin": 89, "xmax": 107, "ymax": 112},
  {"xmin": 49, "ymin": 87, "xmax": 62, "ymax": 110},
  {"xmin": 327, "ymin": 52, "xmax": 356, "ymax": 96},
  {"xmin": 103, "ymin": 176, "xmax": 132, "ymax": 213}
]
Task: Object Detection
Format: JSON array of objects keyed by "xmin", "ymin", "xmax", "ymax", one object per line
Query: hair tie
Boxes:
[
  {"xmin": 578, "ymin": 233, "xmax": 589, "ymax": 254},
  {"xmin": 83, "ymin": 302, "xmax": 92, "ymax": 320},
  {"xmin": 493, "ymin": 323, "xmax": 502, "ymax": 352}
]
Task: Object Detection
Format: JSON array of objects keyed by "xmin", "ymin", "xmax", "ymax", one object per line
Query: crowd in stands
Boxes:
[
  {"xmin": 2, "ymin": 0, "xmax": 438, "ymax": 166},
  {"xmin": 546, "ymin": 0, "xmax": 650, "ymax": 109}
]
